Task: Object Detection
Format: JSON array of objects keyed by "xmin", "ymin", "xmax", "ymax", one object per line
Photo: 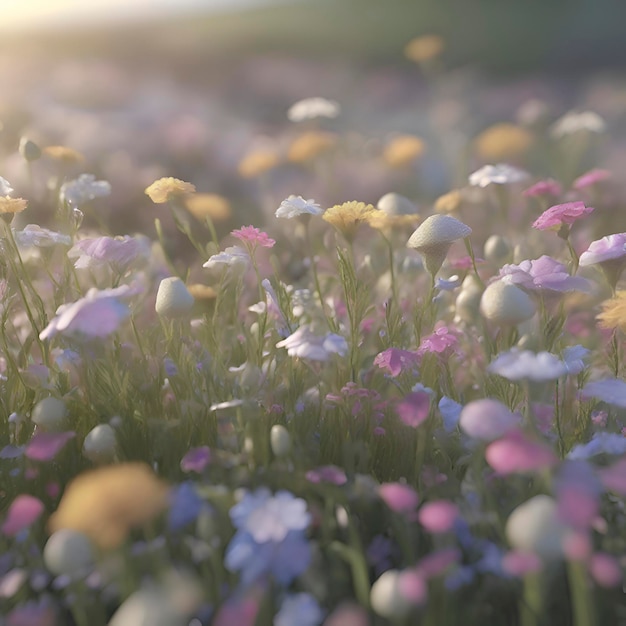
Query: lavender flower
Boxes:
[
  {"xmin": 68, "ymin": 235, "xmax": 150, "ymax": 271},
  {"xmin": 579, "ymin": 234, "xmax": 626, "ymax": 266},
  {"xmin": 498, "ymin": 255, "xmax": 591, "ymax": 292},
  {"xmin": 568, "ymin": 433, "xmax": 626, "ymax": 459},
  {"xmin": 275, "ymin": 593, "xmax": 324, "ymax": 626},
  {"xmin": 13, "ymin": 225, "xmax": 71, "ymax": 248},
  {"xmin": 60, "ymin": 174, "xmax": 111, "ymax": 206},
  {"xmin": 581, "ymin": 378, "xmax": 626, "ymax": 407}
]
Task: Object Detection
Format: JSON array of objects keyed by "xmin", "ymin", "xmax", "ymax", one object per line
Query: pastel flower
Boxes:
[
  {"xmin": 276, "ymin": 325, "xmax": 347, "ymax": 361},
  {"xmin": 231, "ymin": 225, "xmax": 275, "ymax": 249},
  {"xmin": 418, "ymin": 325, "xmax": 458, "ymax": 355},
  {"xmin": 532, "ymin": 201, "xmax": 594, "ymax": 231},
  {"xmin": 288, "ymin": 131, "xmax": 336, "ymax": 163},
  {"xmin": 379, "ymin": 482, "xmax": 419, "ymax": 513},
  {"xmin": 0, "ymin": 197, "xmax": 27, "ymax": 214},
  {"xmin": 487, "ymin": 349, "xmax": 568, "ymax": 382},
  {"xmin": 275, "ymin": 593, "xmax": 324, "ymax": 626},
  {"xmin": 555, "ymin": 461, "xmax": 601, "ymax": 529},
  {"xmin": 383, "ymin": 134, "xmax": 426, "ymax": 167},
  {"xmin": 68, "ymin": 235, "xmax": 150, "ymax": 270},
  {"xmin": 550, "ymin": 110, "xmax": 606, "ymax": 137},
  {"xmin": 275, "ymin": 195, "xmax": 323, "ymax": 219},
  {"xmin": 418, "ymin": 501, "xmax": 458, "ymax": 533},
  {"xmin": 498, "ymin": 256, "xmax": 591, "ymax": 292},
  {"xmin": 573, "ymin": 168, "xmax": 611, "ymax": 190},
  {"xmin": 589, "ymin": 553, "xmax": 622, "ymax": 588},
  {"xmin": 145, "ymin": 177, "xmax": 195, "ymax": 203},
  {"xmin": 60, "ymin": 174, "xmax": 111, "ymax": 206},
  {"xmin": 486, "ymin": 430, "xmax": 557, "ymax": 474},
  {"xmin": 373, "ymin": 347, "xmax": 420, "ymax": 377},
  {"xmin": 501, "ymin": 551, "xmax": 542, "ymax": 576},
  {"xmin": 523, "ymin": 179, "xmax": 562, "ymax": 198},
  {"xmin": 203, "ymin": 245, "xmax": 250, "ymax": 272},
  {"xmin": 305, "ymin": 465, "xmax": 347, "ymax": 485},
  {"xmin": 459, "ymin": 398, "xmax": 518, "ymax": 440},
  {"xmin": 474, "ymin": 123, "xmax": 533, "ymax": 161},
  {"xmin": 561, "ymin": 345, "xmax": 590, "ymax": 375},
  {"xmin": 370, "ymin": 568, "xmax": 426, "ymax": 619},
  {"xmin": 579, "ymin": 233, "xmax": 626, "ymax": 266},
  {"xmin": 13, "ymin": 225, "xmax": 71, "ymax": 248},
  {"xmin": 395, "ymin": 391, "xmax": 430, "ymax": 428},
  {"xmin": 0, "ymin": 176, "xmax": 14, "ymax": 196},
  {"xmin": 287, "ymin": 97, "xmax": 340, "ymax": 122},
  {"xmin": 323, "ymin": 602, "xmax": 369, "ymax": 626},
  {"xmin": 2, "ymin": 495, "xmax": 45, "ymax": 536},
  {"xmin": 43, "ymin": 529, "xmax": 95, "ymax": 577},
  {"xmin": 25, "ymin": 431, "xmax": 75, "ymax": 462},
  {"xmin": 239, "ymin": 147, "xmax": 281, "ymax": 177},
  {"xmin": 168, "ymin": 482, "xmax": 205, "ymax": 532},
  {"xmin": 597, "ymin": 457, "xmax": 626, "ymax": 495},
  {"xmin": 180, "ymin": 446, "xmax": 212, "ymax": 473},
  {"xmin": 468, "ymin": 163, "xmax": 530, "ymax": 187},
  {"xmin": 568, "ymin": 433, "xmax": 626, "ymax": 460},
  {"xmin": 6, "ymin": 601, "xmax": 57, "ymax": 626},
  {"xmin": 597, "ymin": 291, "xmax": 626, "ymax": 332},
  {"xmin": 438, "ymin": 396, "xmax": 463, "ymax": 432},
  {"xmin": 580, "ymin": 378, "xmax": 626, "ymax": 407},
  {"xmin": 322, "ymin": 201, "xmax": 376, "ymax": 241},
  {"xmin": 416, "ymin": 547, "xmax": 460, "ymax": 579},
  {"xmin": 213, "ymin": 592, "xmax": 260, "ymax": 626}
]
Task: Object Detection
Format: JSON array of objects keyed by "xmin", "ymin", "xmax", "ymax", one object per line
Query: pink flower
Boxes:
[
  {"xmin": 485, "ymin": 429, "xmax": 557, "ymax": 475},
  {"xmin": 418, "ymin": 500, "xmax": 458, "ymax": 533},
  {"xmin": 416, "ymin": 547, "xmax": 460, "ymax": 578},
  {"xmin": 555, "ymin": 461, "xmax": 600, "ymax": 529},
  {"xmin": 397, "ymin": 569, "xmax": 427, "ymax": 605},
  {"xmin": 231, "ymin": 225, "xmax": 276, "ymax": 249},
  {"xmin": 373, "ymin": 348, "xmax": 420, "ymax": 377},
  {"xmin": 573, "ymin": 169, "xmax": 611, "ymax": 190},
  {"xmin": 532, "ymin": 201, "xmax": 594, "ymax": 231},
  {"xmin": 589, "ymin": 553, "xmax": 622, "ymax": 588},
  {"xmin": 2, "ymin": 495, "xmax": 44, "ymax": 536},
  {"xmin": 324, "ymin": 602, "xmax": 369, "ymax": 626},
  {"xmin": 523, "ymin": 179, "xmax": 563, "ymax": 198},
  {"xmin": 395, "ymin": 391, "xmax": 430, "ymax": 428},
  {"xmin": 597, "ymin": 457, "xmax": 626, "ymax": 495},
  {"xmin": 562, "ymin": 531, "xmax": 592, "ymax": 561},
  {"xmin": 305, "ymin": 465, "xmax": 347, "ymax": 485},
  {"xmin": 448, "ymin": 256, "xmax": 484, "ymax": 270},
  {"xmin": 68, "ymin": 235, "xmax": 150, "ymax": 271},
  {"xmin": 25, "ymin": 431, "xmax": 75, "ymax": 462},
  {"xmin": 379, "ymin": 482, "xmax": 419, "ymax": 513},
  {"xmin": 502, "ymin": 551, "xmax": 542, "ymax": 576},
  {"xmin": 418, "ymin": 325, "xmax": 458, "ymax": 355},
  {"xmin": 459, "ymin": 398, "xmax": 518, "ymax": 441}
]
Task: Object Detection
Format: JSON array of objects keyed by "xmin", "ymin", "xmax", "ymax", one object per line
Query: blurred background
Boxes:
[{"xmin": 1, "ymin": 0, "xmax": 625, "ymax": 241}]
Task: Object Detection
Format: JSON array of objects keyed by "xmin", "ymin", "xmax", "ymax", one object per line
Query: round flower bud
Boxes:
[
  {"xmin": 483, "ymin": 235, "xmax": 511, "ymax": 264},
  {"xmin": 43, "ymin": 529, "xmax": 95, "ymax": 577},
  {"xmin": 455, "ymin": 285, "xmax": 484, "ymax": 324},
  {"xmin": 270, "ymin": 425, "xmax": 292, "ymax": 457},
  {"xmin": 377, "ymin": 192, "xmax": 417, "ymax": 216},
  {"xmin": 155, "ymin": 277, "xmax": 194, "ymax": 318},
  {"xmin": 506, "ymin": 495, "xmax": 565, "ymax": 559},
  {"xmin": 480, "ymin": 281, "xmax": 536, "ymax": 326},
  {"xmin": 31, "ymin": 397, "xmax": 67, "ymax": 432},
  {"xmin": 83, "ymin": 424, "xmax": 117, "ymax": 464},
  {"xmin": 370, "ymin": 570, "xmax": 412, "ymax": 619}
]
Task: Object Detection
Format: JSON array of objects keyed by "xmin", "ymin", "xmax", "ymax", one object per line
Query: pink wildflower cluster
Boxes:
[
  {"xmin": 231, "ymin": 225, "xmax": 276, "ymax": 249},
  {"xmin": 326, "ymin": 382, "xmax": 388, "ymax": 434},
  {"xmin": 532, "ymin": 201, "xmax": 594, "ymax": 231},
  {"xmin": 418, "ymin": 325, "xmax": 459, "ymax": 356}
]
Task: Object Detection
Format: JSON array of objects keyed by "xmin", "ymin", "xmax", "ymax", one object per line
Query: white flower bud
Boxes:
[
  {"xmin": 377, "ymin": 192, "xmax": 417, "ymax": 216},
  {"xmin": 31, "ymin": 397, "xmax": 67, "ymax": 432},
  {"xmin": 43, "ymin": 529, "xmax": 95, "ymax": 577},
  {"xmin": 455, "ymin": 285, "xmax": 484, "ymax": 324},
  {"xmin": 483, "ymin": 235, "xmax": 511, "ymax": 264},
  {"xmin": 155, "ymin": 277, "xmax": 194, "ymax": 318},
  {"xmin": 506, "ymin": 495, "xmax": 565, "ymax": 559},
  {"xmin": 370, "ymin": 570, "xmax": 412, "ymax": 619},
  {"xmin": 82, "ymin": 424, "xmax": 117, "ymax": 464},
  {"xmin": 243, "ymin": 437, "xmax": 254, "ymax": 455},
  {"xmin": 480, "ymin": 281, "xmax": 536, "ymax": 326},
  {"xmin": 270, "ymin": 425, "xmax": 291, "ymax": 457}
]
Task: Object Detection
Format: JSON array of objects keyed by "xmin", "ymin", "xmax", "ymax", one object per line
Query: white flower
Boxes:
[
  {"xmin": 270, "ymin": 425, "xmax": 292, "ymax": 457},
  {"xmin": 83, "ymin": 424, "xmax": 117, "ymax": 463},
  {"xmin": 276, "ymin": 325, "xmax": 347, "ymax": 361},
  {"xmin": 0, "ymin": 176, "xmax": 14, "ymax": 196},
  {"xmin": 480, "ymin": 281, "xmax": 536, "ymax": 326},
  {"xmin": 287, "ymin": 97, "xmax": 340, "ymax": 122},
  {"xmin": 468, "ymin": 164, "xmax": 530, "ymax": 187},
  {"xmin": 13, "ymin": 225, "xmax": 72, "ymax": 248},
  {"xmin": 551, "ymin": 110, "xmax": 606, "ymax": 138},
  {"xmin": 487, "ymin": 349, "xmax": 568, "ymax": 382},
  {"xmin": 60, "ymin": 174, "xmax": 111, "ymax": 206},
  {"xmin": 377, "ymin": 192, "xmax": 417, "ymax": 216},
  {"xmin": 43, "ymin": 529, "xmax": 95, "ymax": 577},
  {"xmin": 275, "ymin": 195, "xmax": 323, "ymax": 219},
  {"xmin": 31, "ymin": 397, "xmax": 67, "ymax": 432},
  {"xmin": 155, "ymin": 277, "xmax": 194, "ymax": 318},
  {"xmin": 202, "ymin": 245, "xmax": 249, "ymax": 272}
]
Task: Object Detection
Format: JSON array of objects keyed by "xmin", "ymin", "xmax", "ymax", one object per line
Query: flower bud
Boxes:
[
  {"xmin": 270, "ymin": 425, "xmax": 291, "ymax": 457},
  {"xmin": 31, "ymin": 397, "xmax": 67, "ymax": 432},
  {"xmin": 377, "ymin": 192, "xmax": 417, "ymax": 216},
  {"xmin": 455, "ymin": 285, "xmax": 484, "ymax": 324},
  {"xmin": 19, "ymin": 137, "xmax": 42, "ymax": 162},
  {"xmin": 83, "ymin": 424, "xmax": 117, "ymax": 464},
  {"xmin": 43, "ymin": 529, "xmax": 95, "ymax": 577},
  {"xmin": 480, "ymin": 281, "xmax": 536, "ymax": 326},
  {"xmin": 483, "ymin": 235, "xmax": 511, "ymax": 264},
  {"xmin": 370, "ymin": 570, "xmax": 412, "ymax": 619},
  {"xmin": 155, "ymin": 277, "xmax": 194, "ymax": 318}
]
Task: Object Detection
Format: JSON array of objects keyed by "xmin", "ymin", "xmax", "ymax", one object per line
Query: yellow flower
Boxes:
[
  {"xmin": 434, "ymin": 189, "xmax": 463, "ymax": 214},
  {"xmin": 368, "ymin": 211, "xmax": 420, "ymax": 232},
  {"xmin": 48, "ymin": 463, "xmax": 169, "ymax": 549},
  {"xmin": 383, "ymin": 135, "xmax": 425, "ymax": 168},
  {"xmin": 323, "ymin": 201, "xmax": 376, "ymax": 241},
  {"xmin": 43, "ymin": 145, "xmax": 85, "ymax": 164},
  {"xmin": 597, "ymin": 291, "xmax": 626, "ymax": 332},
  {"xmin": 187, "ymin": 283, "xmax": 217, "ymax": 301},
  {"xmin": 238, "ymin": 149, "xmax": 281, "ymax": 178},
  {"xmin": 474, "ymin": 123, "xmax": 533, "ymax": 161},
  {"xmin": 145, "ymin": 177, "xmax": 196, "ymax": 204},
  {"xmin": 404, "ymin": 35, "xmax": 445, "ymax": 64},
  {"xmin": 288, "ymin": 131, "xmax": 337, "ymax": 164},
  {"xmin": 0, "ymin": 196, "xmax": 27, "ymax": 214},
  {"xmin": 185, "ymin": 193, "xmax": 231, "ymax": 222}
]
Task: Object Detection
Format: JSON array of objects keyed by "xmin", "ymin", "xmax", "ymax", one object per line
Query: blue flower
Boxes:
[
  {"xmin": 275, "ymin": 593, "xmax": 324, "ymax": 626},
  {"xmin": 168, "ymin": 482, "xmax": 205, "ymax": 532}
]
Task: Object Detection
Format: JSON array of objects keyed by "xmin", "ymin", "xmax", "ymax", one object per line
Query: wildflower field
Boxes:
[{"xmin": 1, "ymin": 12, "xmax": 626, "ymax": 626}]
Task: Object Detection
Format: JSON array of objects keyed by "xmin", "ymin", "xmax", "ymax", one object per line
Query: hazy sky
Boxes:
[{"xmin": 0, "ymin": 0, "xmax": 287, "ymax": 30}]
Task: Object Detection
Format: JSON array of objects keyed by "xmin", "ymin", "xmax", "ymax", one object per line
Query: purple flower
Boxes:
[
  {"xmin": 395, "ymin": 391, "xmax": 430, "ymax": 428},
  {"xmin": 373, "ymin": 348, "xmax": 420, "ymax": 377},
  {"xmin": 180, "ymin": 446, "xmax": 211, "ymax": 473},
  {"xmin": 168, "ymin": 482, "xmax": 205, "ymax": 532},
  {"xmin": 486, "ymin": 429, "xmax": 557, "ymax": 474},
  {"xmin": 487, "ymin": 349, "xmax": 569, "ymax": 382},
  {"xmin": 68, "ymin": 235, "xmax": 150, "ymax": 271},
  {"xmin": 438, "ymin": 396, "xmax": 462, "ymax": 432},
  {"xmin": 418, "ymin": 325, "xmax": 458, "ymax": 355},
  {"xmin": 581, "ymin": 378, "xmax": 626, "ymax": 407},
  {"xmin": 305, "ymin": 465, "xmax": 347, "ymax": 485},
  {"xmin": 579, "ymin": 233, "xmax": 626, "ymax": 266},
  {"xmin": 60, "ymin": 174, "xmax": 111, "ymax": 206},
  {"xmin": 498, "ymin": 256, "xmax": 591, "ymax": 292},
  {"xmin": 275, "ymin": 593, "xmax": 324, "ymax": 626},
  {"xmin": 568, "ymin": 433, "xmax": 626, "ymax": 459},
  {"xmin": 25, "ymin": 431, "xmax": 75, "ymax": 462},
  {"xmin": 2, "ymin": 495, "xmax": 44, "ymax": 536},
  {"xmin": 554, "ymin": 461, "xmax": 600, "ymax": 530}
]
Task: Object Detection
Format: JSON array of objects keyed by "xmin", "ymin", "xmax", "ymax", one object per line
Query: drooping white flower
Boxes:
[
  {"xmin": 287, "ymin": 97, "xmax": 340, "ymax": 122},
  {"xmin": 60, "ymin": 174, "xmax": 111, "ymax": 206},
  {"xmin": 276, "ymin": 195, "xmax": 323, "ymax": 219},
  {"xmin": 202, "ymin": 245, "xmax": 250, "ymax": 272},
  {"xmin": 551, "ymin": 110, "xmax": 606, "ymax": 138},
  {"xmin": 468, "ymin": 164, "xmax": 530, "ymax": 187},
  {"xmin": 276, "ymin": 325, "xmax": 347, "ymax": 361}
]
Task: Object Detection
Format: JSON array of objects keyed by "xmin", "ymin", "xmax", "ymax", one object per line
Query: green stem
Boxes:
[{"xmin": 567, "ymin": 561, "xmax": 597, "ymax": 626}]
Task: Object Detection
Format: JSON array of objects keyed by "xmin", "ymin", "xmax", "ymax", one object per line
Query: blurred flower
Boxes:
[
  {"xmin": 597, "ymin": 291, "xmax": 626, "ymax": 332},
  {"xmin": 68, "ymin": 235, "xmax": 149, "ymax": 270},
  {"xmin": 238, "ymin": 148, "xmax": 281, "ymax": 178},
  {"xmin": 418, "ymin": 325, "xmax": 458, "ymax": 355},
  {"xmin": 502, "ymin": 551, "xmax": 542, "ymax": 576},
  {"xmin": 232, "ymin": 225, "xmax": 275, "ymax": 249},
  {"xmin": 434, "ymin": 189, "xmax": 463, "ymax": 213},
  {"xmin": 276, "ymin": 195, "xmax": 323, "ymax": 219},
  {"xmin": 532, "ymin": 201, "xmax": 594, "ymax": 231},
  {"xmin": 2, "ymin": 495, "xmax": 44, "ymax": 536},
  {"xmin": 377, "ymin": 192, "xmax": 417, "ymax": 216},
  {"xmin": 48, "ymin": 463, "xmax": 169, "ymax": 549},
  {"xmin": 13, "ymin": 225, "xmax": 71, "ymax": 248},
  {"xmin": 0, "ymin": 176, "xmax": 14, "ymax": 195},
  {"xmin": 155, "ymin": 277, "xmax": 194, "ymax": 318},
  {"xmin": 468, "ymin": 163, "xmax": 529, "ymax": 187},
  {"xmin": 573, "ymin": 168, "xmax": 611, "ymax": 190},
  {"xmin": 323, "ymin": 602, "xmax": 369, "ymax": 626},
  {"xmin": 322, "ymin": 201, "xmax": 375, "ymax": 241},
  {"xmin": 370, "ymin": 568, "xmax": 426, "ymax": 620},
  {"xmin": 550, "ymin": 110, "xmax": 606, "ymax": 138},
  {"xmin": 438, "ymin": 396, "xmax": 462, "ymax": 432},
  {"xmin": 561, "ymin": 345, "xmax": 590, "ymax": 375},
  {"xmin": 368, "ymin": 211, "xmax": 420, "ymax": 232},
  {"xmin": 395, "ymin": 391, "xmax": 430, "ymax": 428},
  {"xmin": 589, "ymin": 553, "xmax": 622, "ymax": 588},
  {"xmin": 43, "ymin": 528, "xmax": 95, "ymax": 577},
  {"xmin": 60, "ymin": 174, "xmax": 111, "ymax": 206},
  {"xmin": 305, "ymin": 465, "xmax": 347, "ymax": 485},
  {"xmin": 168, "ymin": 482, "xmax": 205, "ymax": 532},
  {"xmin": 568, "ymin": 432, "xmax": 626, "ymax": 459},
  {"xmin": 288, "ymin": 131, "xmax": 336, "ymax": 163},
  {"xmin": 486, "ymin": 430, "xmax": 557, "ymax": 474},
  {"xmin": 404, "ymin": 34, "xmax": 445, "ymax": 63},
  {"xmin": 277, "ymin": 325, "xmax": 347, "ymax": 361},
  {"xmin": 488, "ymin": 349, "xmax": 568, "ymax": 381},
  {"xmin": 145, "ymin": 177, "xmax": 196, "ymax": 203},
  {"xmin": 374, "ymin": 347, "xmax": 420, "ymax": 377},
  {"xmin": 555, "ymin": 461, "xmax": 600, "ymax": 530},
  {"xmin": 25, "ymin": 431, "xmax": 75, "ymax": 462},
  {"xmin": 287, "ymin": 97, "xmax": 340, "ymax": 122},
  {"xmin": 43, "ymin": 145, "xmax": 85, "ymax": 164},
  {"xmin": 203, "ymin": 245, "xmax": 250, "ymax": 272},
  {"xmin": 459, "ymin": 398, "xmax": 518, "ymax": 441},
  {"xmin": 597, "ymin": 457, "xmax": 626, "ymax": 495},
  {"xmin": 418, "ymin": 501, "xmax": 458, "ymax": 533},
  {"xmin": 523, "ymin": 178, "xmax": 562, "ymax": 198},
  {"xmin": 180, "ymin": 446, "xmax": 211, "ymax": 473},
  {"xmin": 275, "ymin": 593, "xmax": 324, "ymax": 626},
  {"xmin": 184, "ymin": 193, "xmax": 231, "ymax": 222},
  {"xmin": 379, "ymin": 482, "xmax": 419, "ymax": 512},
  {"xmin": 579, "ymin": 233, "xmax": 626, "ymax": 266},
  {"xmin": 480, "ymin": 282, "xmax": 535, "ymax": 326},
  {"xmin": 0, "ymin": 197, "xmax": 27, "ymax": 215},
  {"xmin": 82, "ymin": 424, "xmax": 117, "ymax": 464},
  {"xmin": 383, "ymin": 134, "xmax": 426, "ymax": 167},
  {"xmin": 498, "ymin": 255, "xmax": 591, "ymax": 292},
  {"xmin": 225, "ymin": 488, "xmax": 311, "ymax": 585},
  {"xmin": 6, "ymin": 600, "xmax": 56, "ymax": 626},
  {"xmin": 474, "ymin": 123, "xmax": 533, "ymax": 161}
]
